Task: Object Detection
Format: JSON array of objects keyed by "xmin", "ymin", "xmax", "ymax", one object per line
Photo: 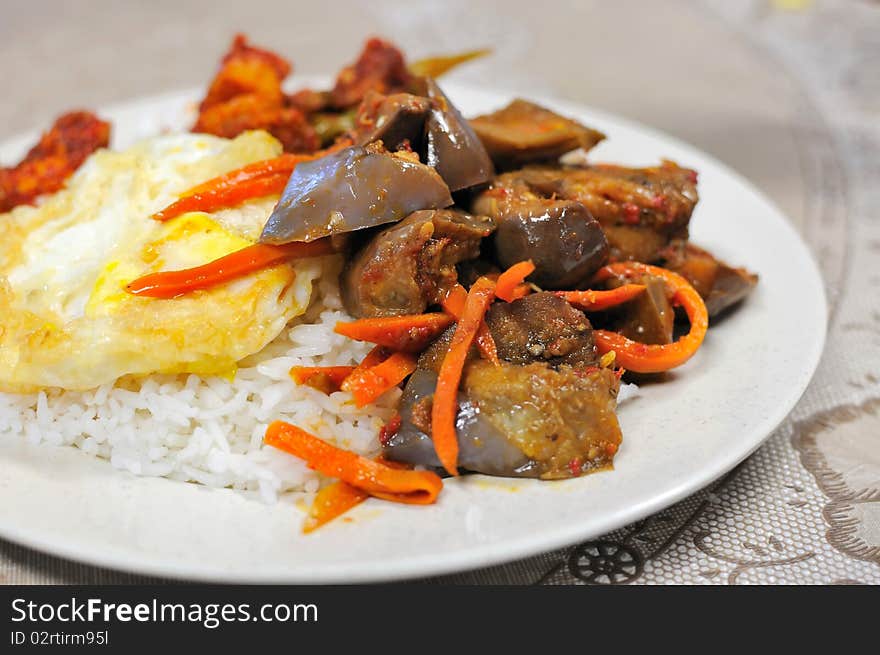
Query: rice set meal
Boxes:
[{"xmin": 0, "ymin": 35, "xmax": 756, "ymax": 531}]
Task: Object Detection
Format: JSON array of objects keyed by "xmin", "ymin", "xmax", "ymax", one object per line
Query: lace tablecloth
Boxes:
[{"xmin": 1, "ymin": 0, "xmax": 877, "ymax": 584}]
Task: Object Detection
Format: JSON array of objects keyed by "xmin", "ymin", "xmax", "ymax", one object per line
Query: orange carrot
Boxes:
[
  {"xmin": 474, "ymin": 324, "xmax": 500, "ymax": 366},
  {"xmin": 151, "ymin": 173, "xmax": 291, "ymax": 222},
  {"xmin": 290, "ymin": 366, "xmax": 356, "ymax": 394},
  {"xmin": 341, "ymin": 351, "xmax": 417, "ymax": 407},
  {"xmin": 264, "ymin": 421, "xmax": 443, "ymax": 504},
  {"xmin": 441, "ymin": 284, "xmax": 500, "ymax": 366},
  {"xmin": 302, "ymin": 481, "xmax": 368, "ymax": 533},
  {"xmin": 186, "ymin": 153, "xmax": 307, "ymax": 195},
  {"xmin": 591, "ymin": 262, "xmax": 708, "ymax": 373},
  {"xmin": 440, "ymin": 283, "xmax": 467, "ymax": 316},
  {"xmin": 152, "ymin": 145, "xmax": 356, "ymax": 222},
  {"xmin": 346, "ymin": 345, "xmax": 392, "ymax": 379},
  {"xmin": 495, "ymin": 260, "xmax": 535, "ymax": 302},
  {"xmin": 431, "ymin": 276, "xmax": 496, "ymax": 475},
  {"xmin": 125, "ymin": 238, "xmax": 334, "ymax": 298},
  {"xmin": 507, "ymin": 283, "xmax": 531, "ymax": 301},
  {"xmin": 302, "ymin": 455, "xmax": 415, "ymax": 533},
  {"xmin": 556, "ymin": 284, "xmax": 646, "ymax": 311},
  {"xmin": 334, "ymin": 313, "xmax": 454, "ymax": 352}
]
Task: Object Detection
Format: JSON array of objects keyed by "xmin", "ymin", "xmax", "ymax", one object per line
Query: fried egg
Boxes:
[{"xmin": 0, "ymin": 130, "xmax": 317, "ymax": 392}]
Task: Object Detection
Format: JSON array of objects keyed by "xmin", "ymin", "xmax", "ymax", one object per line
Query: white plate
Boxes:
[{"xmin": 0, "ymin": 82, "xmax": 826, "ymax": 582}]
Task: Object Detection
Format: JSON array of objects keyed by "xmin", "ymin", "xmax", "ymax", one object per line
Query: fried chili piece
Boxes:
[
  {"xmin": 192, "ymin": 34, "xmax": 320, "ymax": 153},
  {"xmin": 198, "ymin": 34, "xmax": 290, "ymax": 110},
  {"xmin": 0, "ymin": 111, "xmax": 110, "ymax": 213},
  {"xmin": 329, "ymin": 37, "xmax": 414, "ymax": 109}
]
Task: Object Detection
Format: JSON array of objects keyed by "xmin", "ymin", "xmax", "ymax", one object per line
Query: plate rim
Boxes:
[{"xmin": 0, "ymin": 83, "xmax": 828, "ymax": 582}]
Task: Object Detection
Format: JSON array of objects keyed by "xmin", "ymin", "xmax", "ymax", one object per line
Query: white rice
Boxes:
[
  {"xmin": 0, "ymin": 255, "xmax": 637, "ymax": 501},
  {"xmin": 0, "ymin": 257, "xmax": 398, "ymax": 503}
]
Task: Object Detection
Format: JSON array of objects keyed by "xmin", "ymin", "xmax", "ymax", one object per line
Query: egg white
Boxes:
[{"xmin": 0, "ymin": 130, "xmax": 318, "ymax": 392}]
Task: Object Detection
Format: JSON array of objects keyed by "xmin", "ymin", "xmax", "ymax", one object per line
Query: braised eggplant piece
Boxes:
[
  {"xmin": 470, "ymin": 99, "xmax": 605, "ymax": 169},
  {"xmin": 422, "ymin": 78, "xmax": 495, "ymax": 192},
  {"xmin": 385, "ymin": 362, "xmax": 622, "ymax": 479},
  {"xmin": 341, "ymin": 209, "xmax": 496, "ymax": 317},
  {"xmin": 659, "ymin": 241, "xmax": 758, "ymax": 317},
  {"xmin": 511, "ymin": 162, "xmax": 698, "ymax": 262},
  {"xmin": 606, "ymin": 275, "xmax": 675, "ymax": 344},
  {"xmin": 353, "ymin": 91, "xmax": 431, "ymax": 150},
  {"xmin": 417, "ymin": 293, "xmax": 599, "ymax": 371},
  {"xmin": 260, "ymin": 144, "xmax": 453, "ymax": 244},
  {"xmin": 485, "ymin": 292, "xmax": 598, "ymax": 367},
  {"xmin": 386, "ymin": 368, "xmax": 536, "ymax": 477},
  {"xmin": 474, "ymin": 179, "xmax": 608, "ymax": 288},
  {"xmin": 492, "ymin": 200, "xmax": 608, "ymax": 289}
]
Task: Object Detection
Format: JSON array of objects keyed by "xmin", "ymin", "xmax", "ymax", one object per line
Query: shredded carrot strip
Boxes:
[
  {"xmin": 186, "ymin": 153, "xmax": 307, "ymax": 195},
  {"xmin": 265, "ymin": 421, "xmax": 443, "ymax": 504},
  {"xmin": 432, "ymin": 277, "xmax": 496, "ymax": 476},
  {"xmin": 341, "ymin": 352, "xmax": 417, "ymax": 407},
  {"xmin": 495, "ymin": 260, "xmax": 535, "ymax": 302},
  {"xmin": 441, "ymin": 284, "xmax": 500, "ymax": 366},
  {"xmin": 507, "ymin": 283, "xmax": 531, "ymax": 301},
  {"xmin": 152, "ymin": 142, "xmax": 354, "ymax": 222},
  {"xmin": 302, "ymin": 481, "xmax": 368, "ymax": 533},
  {"xmin": 440, "ymin": 283, "xmax": 467, "ymax": 316},
  {"xmin": 556, "ymin": 284, "xmax": 646, "ymax": 311},
  {"xmin": 345, "ymin": 345, "xmax": 391, "ymax": 381},
  {"xmin": 474, "ymin": 324, "xmax": 500, "ymax": 366},
  {"xmin": 289, "ymin": 366, "xmax": 356, "ymax": 394},
  {"xmin": 591, "ymin": 263, "xmax": 708, "ymax": 373},
  {"xmin": 151, "ymin": 173, "xmax": 291, "ymax": 222},
  {"xmin": 334, "ymin": 313, "xmax": 454, "ymax": 352},
  {"xmin": 125, "ymin": 238, "xmax": 334, "ymax": 298},
  {"xmin": 302, "ymin": 456, "xmax": 414, "ymax": 533}
]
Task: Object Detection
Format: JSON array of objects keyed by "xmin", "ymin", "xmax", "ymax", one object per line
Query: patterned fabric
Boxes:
[{"xmin": 1, "ymin": 0, "xmax": 878, "ymax": 585}]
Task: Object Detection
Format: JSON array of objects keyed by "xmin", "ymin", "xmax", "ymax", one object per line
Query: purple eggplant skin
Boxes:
[
  {"xmin": 259, "ymin": 145, "xmax": 453, "ymax": 244},
  {"xmin": 383, "ymin": 368, "xmax": 539, "ymax": 477},
  {"xmin": 491, "ymin": 200, "xmax": 609, "ymax": 289},
  {"xmin": 354, "ymin": 92, "xmax": 431, "ymax": 151},
  {"xmin": 341, "ymin": 209, "xmax": 496, "ymax": 318},
  {"xmin": 385, "ymin": 361, "xmax": 622, "ymax": 479},
  {"xmin": 423, "ymin": 78, "xmax": 495, "ymax": 192}
]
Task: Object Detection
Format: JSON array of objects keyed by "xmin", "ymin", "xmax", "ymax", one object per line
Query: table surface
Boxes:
[{"xmin": 1, "ymin": 0, "xmax": 878, "ymax": 584}]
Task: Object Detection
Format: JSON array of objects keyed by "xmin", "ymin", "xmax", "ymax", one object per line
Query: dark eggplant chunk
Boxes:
[
  {"xmin": 422, "ymin": 78, "xmax": 495, "ymax": 192},
  {"xmin": 259, "ymin": 144, "xmax": 453, "ymax": 244},
  {"xmin": 485, "ymin": 292, "xmax": 598, "ymax": 367},
  {"xmin": 384, "ymin": 362, "xmax": 621, "ymax": 479},
  {"xmin": 418, "ymin": 293, "xmax": 598, "ymax": 372},
  {"xmin": 341, "ymin": 209, "xmax": 495, "ymax": 318},
  {"xmin": 470, "ymin": 99, "xmax": 605, "ymax": 169},
  {"xmin": 386, "ymin": 368, "xmax": 536, "ymax": 477},
  {"xmin": 478, "ymin": 164, "xmax": 696, "ymax": 264},
  {"xmin": 511, "ymin": 162, "xmax": 698, "ymax": 262},
  {"xmin": 659, "ymin": 241, "xmax": 758, "ymax": 317},
  {"xmin": 708, "ymin": 264, "xmax": 758, "ymax": 316},
  {"xmin": 606, "ymin": 275, "xmax": 675, "ymax": 345},
  {"xmin": 353, "ymin": 91, "xmax": 431, "ymax": 150},
  {"xmin": 476, "ymin": 191, "xmax": 608, "ymax": 289}
]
